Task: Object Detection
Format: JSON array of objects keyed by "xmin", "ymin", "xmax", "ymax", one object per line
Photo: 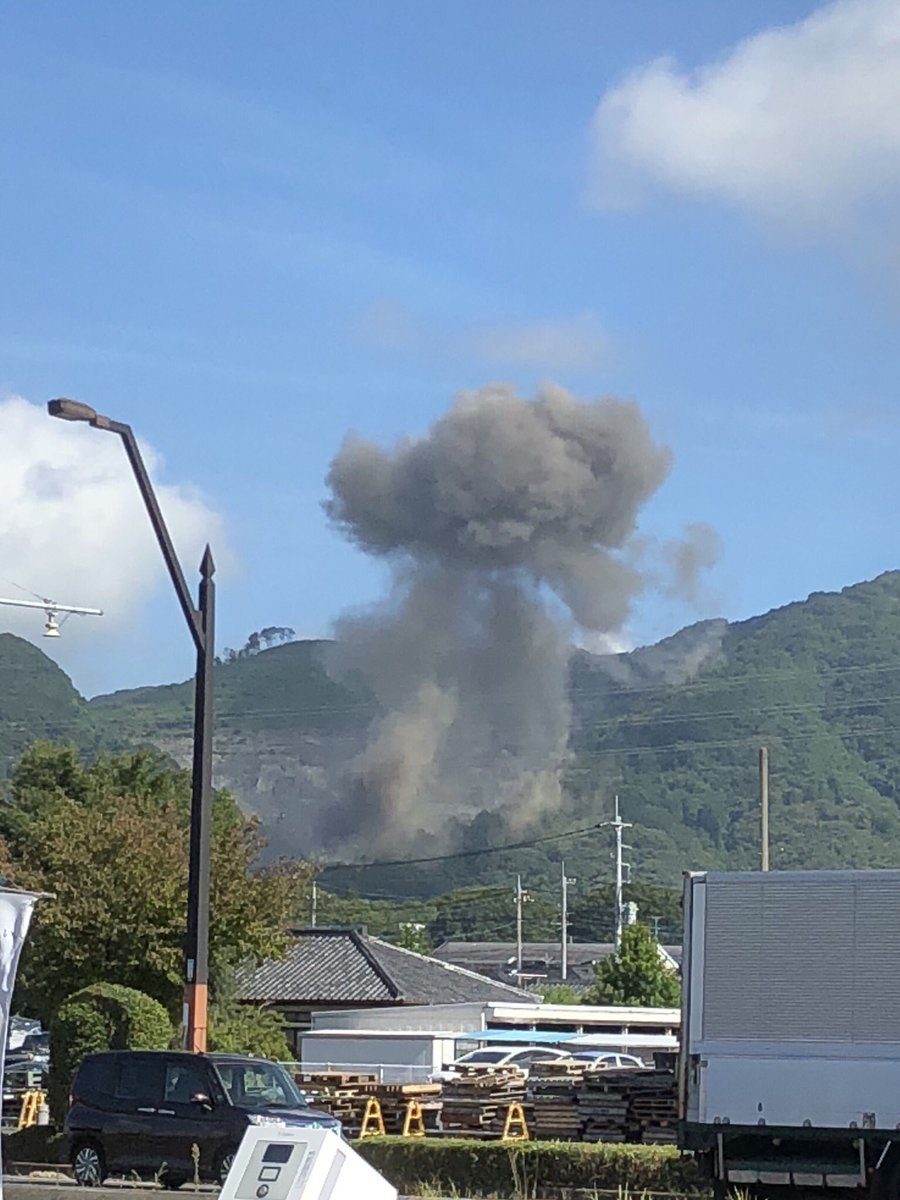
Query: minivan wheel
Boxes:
[
  {"xmin": 72, "ymin": 1141, "xmax": 105, "ymax": 1187},
  {"xmin": 216, "ymin": 1147, "xmax": 237, "ymax": 1186}
]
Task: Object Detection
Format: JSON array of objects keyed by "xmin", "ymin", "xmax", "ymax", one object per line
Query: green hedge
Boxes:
[
  {"xmin": 3, "ymin": 1128, "xmax": 66, "ymax": 1167},
  {"xmin": 49, "ymin": 982, "xmax": 173, "ymax": 1119},
  {"xmin": 3, "ymin": 1129, "xmax": 707, "ymax": 1197},
  {"xmin": 354, "ymin": 1137, "xmax": 707, "ymax": 1198}
]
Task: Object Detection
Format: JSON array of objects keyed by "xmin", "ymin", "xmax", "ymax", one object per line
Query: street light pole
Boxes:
[{"xmin": 47, "ymin": 398, "xmax": 214, "ymax": 1053}]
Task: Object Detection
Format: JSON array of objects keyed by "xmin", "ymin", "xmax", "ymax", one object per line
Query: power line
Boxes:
[
  {"xmin": 12, "ymin": 677, "xmax": 900, "ymax": 740},
  {"xmin": 319, "ymin": 819, "xmax": 608, "ymax": 871}
]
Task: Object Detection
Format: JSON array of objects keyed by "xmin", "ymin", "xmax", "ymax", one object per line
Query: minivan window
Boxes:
[
  {"xmin": 75, "ymin": 1057, "xmax": 115, "ymax": 1098},
  {"xmin": 214, "ymin": 1062, "xmax": 306, "ymax": 1110},
  {"xmin": 164, "ymin": 1060, "xmax": 211, "ymax": 1104},
  {"xmin": 116, "ymin": 1059, "xmax": 160, "ymax": 1104}
]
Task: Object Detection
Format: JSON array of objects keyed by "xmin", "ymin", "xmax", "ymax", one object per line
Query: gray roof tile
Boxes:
[{"xmin": 237, "ymin": 928, "xmax": 533, "ymax": 1006}]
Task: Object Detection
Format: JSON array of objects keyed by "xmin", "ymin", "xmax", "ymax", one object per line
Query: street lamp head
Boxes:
[{"xmin": 47, "ymin": 398, "xmax": 98, "ymax": 423}]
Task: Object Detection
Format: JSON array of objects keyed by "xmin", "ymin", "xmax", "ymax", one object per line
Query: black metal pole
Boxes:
[
  {"xmin": 47, "ymin": 399, "xmax": 214, "ymax": 1053},
  {"xmin": 185, "ymin": 546, "xmax": 214, "ymax": 1051}
]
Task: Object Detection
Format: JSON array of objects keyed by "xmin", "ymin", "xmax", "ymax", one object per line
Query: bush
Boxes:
[
  {"xmin": 49, "ymin": 982, "xmax": 173, "ymax": 1118},
  {"xmin": 3, "ymin": 1128, "xmax": 65, "ymax": 1167},
  {"xmin": 207, "ymin": 1000, "xmax": 291, "ymax": 1061},
  {"xmin": 3, "ymin": 1126, "xmax": 708, "ymax": 1197},
  {"xmin": 354, "ymin": 1137, "xmax": 707, "ymax": 1197}
]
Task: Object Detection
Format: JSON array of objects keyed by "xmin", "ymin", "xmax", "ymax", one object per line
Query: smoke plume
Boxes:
[{"xmin": 322, "ymin": 383, "xmax": 707, "ymax": 855}]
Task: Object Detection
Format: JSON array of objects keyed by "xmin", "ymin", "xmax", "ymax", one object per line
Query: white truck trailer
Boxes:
[{"xmin": 680, "ymin": 870, "xmax": 900, "ymax": 1196}]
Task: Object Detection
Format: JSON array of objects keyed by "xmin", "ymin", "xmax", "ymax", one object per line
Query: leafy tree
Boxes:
[
  {"xmin": 568, "ymin": 884, "xmax": 682, "ymax": 943},
  {"xmin": 309, "ymin": 887, "xmax": 437, "ymax": 941},
  {"xmin": 207, "ymin": 1001, "xmax": 291, "ymax": 1062},
  {"xmin": 1, "ymin": 743, "xmax": 312, "ymax": 1022},
  {"xmin": 429, "ymin": 884, "xmax": 558, "ymax": 944},
  {"xmin": 538, "ymin": 983, "xmax": 581, "ymax": 1004},
  {"xmin": 583, "ymin": 924, "xmax": 681, "ymax": 1007},
  {"xmin": 396, "ymin": 922, "xmax": 431, "ymax": 954},
  {"xmin": 222, "ymin": 627, "xmax": 295, "ymax": 663}
]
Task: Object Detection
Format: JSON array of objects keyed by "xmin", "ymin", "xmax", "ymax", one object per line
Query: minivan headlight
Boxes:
[{"xmin": 247, "ymin": 1114, "xmax": 286, "ymax": 1127}]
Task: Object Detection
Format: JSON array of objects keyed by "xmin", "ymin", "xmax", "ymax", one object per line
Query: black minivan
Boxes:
[{"xmin": 66, "ymin": 1050, "xmax": 341, "ymax": 1188}]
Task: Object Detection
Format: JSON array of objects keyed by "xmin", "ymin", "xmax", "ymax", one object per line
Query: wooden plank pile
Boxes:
[
  {"xmin": 627, "ymin": 1068, "xmax": 678, "ymax": 1144},
  {"xmin": 526, "ymin": 1060, "xmax": 585, "ymax": 1141},
  {"xmin": 578, "ymin": 1068, "xmax": 631, "ymax": 1143},
  {"xmin": 578, "ymin": 1067, "xmax": 677, "ymax": 1144},
  {"xmin": 294, "ymin": 1071, "xmax": 441, "ymax": 1136},
  {"xmin": 439, "ymin": 1066, "xmax": 527, "ymax": 1138},
  {"xmin": 294, "ymin": 1071, "xmax": 377, "ymax": 1133},
  {"xmin": 363, "ymin": 1081, "xmax": 443, "ymax": 1135},
  {"xmin": 292, "ymin": 1065, "xmax": 677, "ymax": 1144}
]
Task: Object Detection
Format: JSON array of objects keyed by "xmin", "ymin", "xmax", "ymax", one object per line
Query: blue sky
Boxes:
[{"xmin": 3, "ymin": 0, "xmax": 900, "ymax": 696}]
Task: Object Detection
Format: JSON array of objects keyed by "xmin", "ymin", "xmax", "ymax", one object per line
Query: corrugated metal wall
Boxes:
[{"xmin": 702, "ymin": 873, "xmax": 900, "ymax": 1042}]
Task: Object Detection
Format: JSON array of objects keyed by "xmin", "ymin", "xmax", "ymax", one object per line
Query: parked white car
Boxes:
[
  {"xmin": 566, "ymin": 1051, "xmax": 645, "ymax": 1068},
  {"xmin": 431, "ymin": 1046, "xmax": 570, "ymax": 1082}
]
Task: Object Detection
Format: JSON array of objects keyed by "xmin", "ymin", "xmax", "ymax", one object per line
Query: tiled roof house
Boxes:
[{"xmin": 237, "ymin": 927, "xmax": 533, "ymax": 1052}]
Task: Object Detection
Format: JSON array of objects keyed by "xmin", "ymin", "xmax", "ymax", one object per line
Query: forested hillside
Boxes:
[
  {"xmin": 5, "ymin": 571, "xmax": 900, "ymax": 898},
  {"xmin": 0, "ymin": 634, "xmax": 100, "ymax": 772}
]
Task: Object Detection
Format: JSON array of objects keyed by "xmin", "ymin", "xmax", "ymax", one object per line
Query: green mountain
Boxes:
[
  {"xmin": 5, "ymin": 571, "xmax": 900, "ymax": 896},
  {"xmin": 0, "ymin": 633, "xmax": 101, "ymax": 773},
  {"xmin": 566, "ymin": 570, "xmax": 900, "ymax": 883}
]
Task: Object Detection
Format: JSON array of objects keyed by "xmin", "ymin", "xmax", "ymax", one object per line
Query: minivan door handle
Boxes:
[{"xmin": 136, "ymin": 1107, "xmax": 157, "ymax": 1114}]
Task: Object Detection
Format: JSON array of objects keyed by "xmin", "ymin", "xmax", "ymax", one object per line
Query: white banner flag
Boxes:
[{"xmin": 0, "ymin": 890, "xmax": 42, "ymax": 1196}]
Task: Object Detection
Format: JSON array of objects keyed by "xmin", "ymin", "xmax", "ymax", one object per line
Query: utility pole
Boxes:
[
  {"xmin": 759, "ymin": 746, "xmax": 769, "ymax": 872},
  {"xmin": 515, "ymin": 875, "xmax": 528, "ymax": 978},
  {"xmin": 311, "ymin": 879, "xmax": 318, "ymax": 928},
  {"xmin": 560, "ymin": 861, "xmax": 576, "ymax": 982},
  {"xmin": 612, "ymin": 795, "xmax": 632, "ymax": 952}
]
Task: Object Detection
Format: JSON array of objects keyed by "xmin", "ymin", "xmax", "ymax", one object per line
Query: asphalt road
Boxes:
[
  {"xmin": 6, "ymin": 1186, "xmax": 192, "ymax": 1200},
  {"xmin": 4, "ymin": 1182, "xmax": 444, "ymax": 1200}
]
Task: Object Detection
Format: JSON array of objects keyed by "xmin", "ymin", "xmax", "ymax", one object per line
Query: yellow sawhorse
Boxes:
[
  {"xmin": 501, "ymin": 1101, "xmax": 529, "ymax": 1141},
  {"xmin": 401, "ymin": 1099, "xmax": 426, "ymax": 1137},
  {"xmin": 360, "ymin": 1096, "xmax": 386, "ymax": 1137}
]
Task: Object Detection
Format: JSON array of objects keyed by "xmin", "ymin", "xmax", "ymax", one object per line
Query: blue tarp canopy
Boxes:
[{"xmin": 457, "ymin": 1029, "xmax": 578, "ymax": 1045}]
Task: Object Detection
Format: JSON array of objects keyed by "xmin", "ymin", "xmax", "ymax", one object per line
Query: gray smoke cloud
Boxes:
[{"xmin": 322, "ymin": 382, "xmax": 707, "ymax": 855}]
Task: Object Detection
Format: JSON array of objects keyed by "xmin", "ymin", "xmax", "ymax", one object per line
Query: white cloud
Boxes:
[
  {"xmin": 0, "ymin": 394, "xmax": 233, "ymax": 647},
  {"xmin": 360, "ymin": 302, "xmax": 611, "ymax": 374},
  {"xmin": 589, "ymin": 0, "xmax": 900, "ymax": 228}
]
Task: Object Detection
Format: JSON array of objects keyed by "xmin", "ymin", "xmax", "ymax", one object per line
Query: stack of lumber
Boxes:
[
  {"xmin": 577, "ymin": 1068, "xmax": 631, "ymax": 1143},
  {"xmin": 439, "ymin": 1066, "xmax": 527, "ymax": 1138},
  {"xmin": 293, "ymin": 1071, "xmax": 441, "ymax": 1136},
  {"xmin": 294, "ymin": 1071, "xmax": 378, "ymax": 1132},
  {"xmin": 292, "ymin": 1065, "xmax": 677, "ymax": 1144},
  {"xmin": 526, "ymin": 1060, "xmax": 585, "ymax": 1141},
  {"xmin": 362, "ymin": 1081, "xmax": 443, "ymax": 1135},
  {"xmin": 577, "ymin": 1067, "xmax": 677, "ymax": 1144},
  {"xmin": 627, "ymin": 1068, "xmax": 678, "ymax": 1144}
]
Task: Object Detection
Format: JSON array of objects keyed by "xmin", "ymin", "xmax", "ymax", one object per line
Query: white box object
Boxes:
[
  {"xmin": 683, "ymin": 870, "xmax": 900, "ymax": 1132},
  {"xmin": 220, "ymin": 1126, "xmax": 397, "ymax": 1200}
]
